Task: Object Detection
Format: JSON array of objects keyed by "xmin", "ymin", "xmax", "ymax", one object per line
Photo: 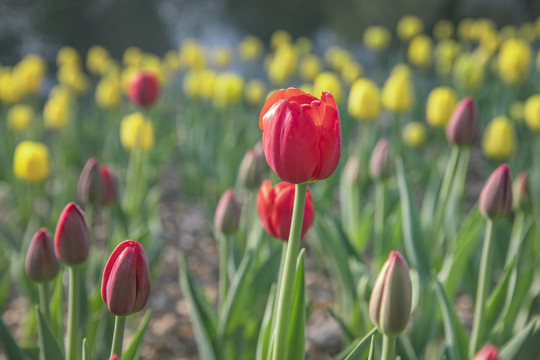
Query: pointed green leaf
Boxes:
[
  {"xmin": 122, "ymin": 310, "xmax": 152, "ymax": 360},
  {"xmin": 485, "ymin": 257, "xmax": 514, "ymax": 331},
  {"xmin": 35, "ymin": 305, "xmax": 64, "ymax": 360},
  {"xmin": 326, "ymin": 307, "xmax": 356, "ymax": 342},
  {"xmin": 336, "ymin": 327, "xmax": 378, "ymax": 360},
  {"xmin": 285, "ymin": 249, "xmax": 306, "ymax": 360},
  {"xmin": 49, "ymin": 272, "xmax": 64, "ymax": 345},
  {"xmin": 256, "ymin": 284, "xmax": 276, "ymax": 360},
  {"xmin": 0, "ymin": 314, "xmax": 24, "ymax": 360},
  {"xmin": 499, "ymin": 318, "xmax": 539, "ymax": 360},
  {"xmin": 367, "ymin": 335, "xmax": 375, "ymax": 360},
  {"xmin": 82, "ymin": 338, "xmax": 90, "ymax": 360}
]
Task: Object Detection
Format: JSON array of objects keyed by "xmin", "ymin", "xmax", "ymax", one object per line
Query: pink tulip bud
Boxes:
[
  {"xmin": 446, "ymin": 97, "xmax": 479, "ymax": 146},
  {"xmin": 102, "ymin": 240, "xmax": 151, "ymax": 316},
  {"xmin": 100, "ymin": 165, "xmax": 119, "ymax": 206},
  {"xmin": 472, "ymin": 345, "xmax": 500, "ymax": 360},
  {"xmin": 513, "ymin": 172, "xmax": 531, "ymax": 212},
  {"xmin": 25, "ymin": 228, "xmax": 59, "ymax": 282},
  {"xmin": 369, "ymin": 251, "xmax": 412, "ymax": 336},
  {"xmin": 54, "ymin": 202, "xmax": 90, "ymax": 265},
  {"xmin": 109, "ymin": 354, "xmax": 120, "ymax": 360},
  {"xmin": 369, "ymin": 138, "xmax": 393, "ymax": 181},
  {"xmin": 238, "ymin": 142, "xmax": 268, "ymax": 190},
  {"xmin": 77, "ymin": 157, "xmax": 103, "ymax": 206},
  {"xmin": 127, "ymin": 70, "xmax": 160, "ymax": 107},
  {"xmin": 214, "ymin": 189, "xmax": 241, "ymax": 235},
  {"xmin": 478, "ymin": 164, "xmax": 513, "ymax": 219}
]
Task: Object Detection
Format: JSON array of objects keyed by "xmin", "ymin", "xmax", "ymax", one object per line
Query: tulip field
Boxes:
[{"xmin": 3, "ymin": 14, "xmax": 540, "ymax": 360}]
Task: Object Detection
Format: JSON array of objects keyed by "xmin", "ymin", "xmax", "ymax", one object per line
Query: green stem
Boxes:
[
  {"xmin": 374, "ymin": 181, "xmax": 386, "ymax": 270},
  {"xmin": 272, "ymin": 182, "xmax": 308, "ymax": 360},
  {"xmin": 469, "ymin": 219, "xmax": 495, "ymax": 356},
  {"xmin": 111, "ymin": 315, "xmax": 126, "ymax": 357},
  {"xmin": 433, "ymin": 146, "xmax": 460, "ymax": 242},
  {"xmin": 38, "ymin": 282, "xmax": 50, "ymax": 323},
  {"xmin": 219, "ymin": 232, "xmax": 229, "ymax": 312},
  {"xmin": 381, "ymin": 334, "xmax": 396, "ymax": 360},
  {"xmin": 67, "ymin": 266, "xmax": 80, "ymax": 360}
]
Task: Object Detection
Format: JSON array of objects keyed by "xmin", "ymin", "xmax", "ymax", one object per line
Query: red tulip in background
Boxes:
[
  {"xmin": 256, "ymin": 180, "xmax": 315, "ymax": 241},
  {"xmin": 472, "ymin": 345, "xmax": 500, "ymax": 360},
  {"xmin": 102, "ymin": 240, "xmax": 151, "ymax": 316},
  {"xmin": 77, "ymin": 157, "xmax": 103, "ymax": 206},
  {"xmin": 55, "ymin": 202, "xmax": 90, "ymax": 265},
  {"xmin": 127, "ymin": 70, "xmax": 160, "ymax": 107},
  {"xmin": 26, "ymin": 228, "xmax": 59, "ymax": 282},
  {"xmin": 259, "ymin": 88, "xmax": 341, "ymax": 184}
]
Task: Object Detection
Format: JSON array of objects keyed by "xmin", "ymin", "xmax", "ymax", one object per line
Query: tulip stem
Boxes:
[
  {"xmin": 218, "ymin": 232, "xmax": 229, "ymax": 312},
  {"xmin": 38, "ymin": 282, "xmax": 50, "ymax": 323},
  {"xmin": 469, "ymin": 219, "xmax": 495, "ymax": 356},
  {"xmin": 111, "ymin": 315, "xmax": 126, "ymax": 357},
  {"xmin": 272, "ymin": 182, "xmax": 308, "ymax": 360},
  {"xmin": 66, "ymin": 266, "xmax": 80, "ymax": 360},
  {"xmin": 381, "ymin": 335, "xmax": 396, "ymax": 360},
  {"xmin": 374, "ymin": 181, "xmax": 386, "ymax": 270},
  {"xmin": 433, "ymin": 145, "xmax": 460, "ymax": 243}
]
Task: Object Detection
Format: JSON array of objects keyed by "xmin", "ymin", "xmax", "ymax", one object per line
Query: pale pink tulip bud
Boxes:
[
  {"xmin": 214, "ymin": 189, "xmax": 241, "ymax": 235},
  {"xmin": 478, "ymin": 164, "xmax": 513, "ymax": 219},
  {"xmin": 446, "ymin": 97, "xmax": 479, "ymax": 146},
  {"xmin": 472, "ymin": 345, "xmax": 500, "ymax": 360},
  {"xmin": 369, "ymin": 138, "xmax": 393, "ymax": 181},
  {"xmin": 26, "ymin": 228, "xmax": 59, "ymax": 282}
]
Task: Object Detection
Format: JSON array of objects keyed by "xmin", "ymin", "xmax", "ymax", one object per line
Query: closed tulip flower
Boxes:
[
  {"xmin": 14, "ymin": 54, "xmax": 47, "ymax": 96},
  {"xmin": 446, "ymin": 97, "xmax": 479, "ymax": 146},
  {"xmin": 26, "ymin": 228, "xmax": 59, "ymax": 283},
  {"xmin": 472, "ymin": 345, "xmax": 500, "ymax": 360},
  {"xmin": 402, "ymin": 122, "xmax": 426, "ymax": 148},
  {"xmin": 244, "ymin": 79, "xmax": 267, "ymax": 107},
  {"xmin": 259, "ymin": 88, "xmax": 341, "ymax": 184},
  {"xmin": 370, "ymin": 138, "xmax": 393, "ymax": 181},
  {"xmin": 397, "ymin": 15, "xmax": 424, "ymax": 41},
  {"xmin": 55, "ymin": 202, "xmax": 89, "ymax": 265},
  {"xmin": 100, "ymin": 165, "xmax": 119, "ymax": 206},
  {"xmin": 8, "ymin": 104, "xmax": 33, "ymax": 133},
  {"xmin": 178, "ymin": 39, "xmax": 207, "ymax": 70},
  {"xmin": 479, "ymin": 164, "xmax": 512, "ymax": 220},
  {"xmin": 313, "ymin": 72, "xmax": 343, "ymax": 104},
  {"xmin": 102, "ymin": 240, "xmax": 151, "ymax": 316},
  {"xmin": 43, "ymin": 95, "xmax": 71, "ymax": 129},
  {"xmin": 498, "ymin": 38, "xmax": 531, "ymax": 84},
  {"xmin": 298, "ymin": 54, "xmax": 322, "ymax": 82},
  {"xmin": 214, "ymin": 189, "xmax": 241, "ymax": 235},
  {"xmin": 0, "ymin": 70, "xmax": 22, "ymax": 104},
  {"xmin": 348, "ymin": 78, "xmax": 381, "ymax": 121},
  {"xmin": 266, "ymin": 44, "xmax": 297, "ymax": 85},
  {"xmin": 238, "ymin": 142, "xmax": 268, "ymax": 190},
  {"xmin": 382, "ymin": 72, "xmax": 414, "ymax": 113},
  {"xmin": 363, "ymin": 26, "xmax": 391, "ymax": 52},
  {"xmin": 341, "ymin": 61, "xmax": 364, "ymax": 84},
  {"xmin": 77, "ymin": 158, "xmax": 103, "ymax": 206},
  {"xmin": 524, "ymin": 94, "xmax": 540, "ymax": 131},
  {"xmin": 127, "ymin": 70, "xmax": 160, "ymax": 107},
  {"xmin": 426, "ymin": 86, "xmax": 458, "ymax": 127},
  {"xmin": 435, "ymin": 39, "xmax": 461, "ymax": 76},
  {"xmin": 452, "ymin": 52, "xmax": 485, "ymax": 91},
  {"xmin": 120, "ymin": 112, "xmax": 155, "ymax": 150},
  {"xmin": 238, "ymin": 35, "xmax": 264, "ymax": 62},
  {"xmin": 96, "ymin": 76, "xmax": 121, "ymax": 110},
  {"xmin": 408, "ymin": 34, "xmax": 433, "ymax": 69},
  {"xmin": 482, "ymin": 116, "xmax": 516, "ymax": 160},
  {"xmin": 86, "ymin": 45, "xmax": 110, "ymax": 76},
  {"xmin": 13, "ymin": 141, "xmax": 50, "ymax": 182},
  {"xmin": 212, "ymin": 72, "xmax": 244, "ymax": 108},
  {"xmin": 257, "ymin": 180, "xmax": 314, "ymax": 241}
]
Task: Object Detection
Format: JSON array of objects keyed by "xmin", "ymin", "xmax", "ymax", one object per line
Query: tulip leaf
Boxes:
[
  {"xmin": 366, "ymin": 335, "xmax": 375, "ymax": 360},
  {"xmin": 397, "ymin": 334, "xmax": 419, "ymax": 360},
  {"xmin": 49, "ymin": 274, "xmax": 65, "ymax": 345},
  {"xmin": 433, "ymin": 279, "xmax": 468, "ymax": 360},
  {"xmin": 0, "ymin": 314, "xmax": 25, "ymax": 360},
  {"xmin": 256, "ymin": 284, "xmax": 276, "ymax": 360},
  {"xmin": 82, "ymin": 338, "xmax": 90, "ymax": 360},
  {"xmin": 499, "ymin": 318, "xmax": 539, "ymax": 360},
  {"xmin": 485, "ymin": 257, "xmax": 514, "ymax": 332},
  {"xmin": 336, "ymin": 327, "xmax": 378, "ymax": 360},
  {"xmin": 178, "ymin": 255, "xmax": 218, "ymax": 360},
  {"xmin": 122, "ymin": 310, "xmax": 151, "ymax": 360},
  {"xmin": 326, "ymin": 307, "xmax": 356, "ymax": 342},
  {"xmin": 285, "ymin": 249, "xmax": 306, "ymax": 360},
  {"xmin": 35, "ymin": 305, "xmax": 64, "ymax": 360}
]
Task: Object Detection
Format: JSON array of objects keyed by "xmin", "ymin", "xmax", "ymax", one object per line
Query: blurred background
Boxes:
[{"xmin": 1, "ymin": 0, "xmax": 539, "ymax": 65}]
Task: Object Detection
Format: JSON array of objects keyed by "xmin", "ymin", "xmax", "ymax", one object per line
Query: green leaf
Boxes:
[
  {"xmin": 49, "ymin": 272, "xmax": 64, "ymax": 345},
  {"xmin": 0, "ymin": 314, "xmax": 24, "ymax": 360},
  {"xmin": 35, "ymin": 305, "xmax": 64, "ymax": 360},
  {"xmin": 326, "ymin": 307, "xmax": 355, "ymax": 342},
  {"xmin": 122, "ymin": 310, "xmax": 152, "ymax": 360},
  {"xmin": 335, "ymin": 327, "xmax": 378, "ymax": 360},
  {"xmin": 433, "ymin": 279, "xmax": 468, "ymax": 360},
  {"xmin": 82, "ymin": 338, "xmax": 90, "ymax": 360},
  {"xmin": 499, "ymin": 318, "xmax": 539, "ymax": 360},
  {"xmin": 285, "ymin": 249, "xmax": 306, "ymax": 360},
  {"xmin": 485, "ymin": 257, "xmax": 514, "ymax": 331},
  {"xmin": 256, "ymin": 284, "xmax": 276, "ymax": 360},
  {"xmin": 367, "ymin": 335, "xmax": 375, "ymax": 360},
  {"xmin": 178, "ymin": 255, "xmax": 218, "ymax": 360}
]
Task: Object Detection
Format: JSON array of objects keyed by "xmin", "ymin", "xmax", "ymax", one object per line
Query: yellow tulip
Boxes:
[
  {"xmin": 479, "ymin": 29, "xmax": 500, "ymax": 55},
  {"xmin": 86, "ymin": 45, "xmax": 110, "ymax": 76},
  {"xmin": 295, "ymin": 37, "xmax": 312, "ymax": 55},
  {"xmin": 382, "ymin": 72, "xmax": 414, "ymax": 112},
  {"xmin": 470, "ymin": 18, "xmax": 497, "ymax": 42},
  {"xmin": 524, "ymin": 94, "xmax": 540, "ymax": 131},
  {"xmin": 452, "ymin": 52, "xmax": 484, "ymax": 90},
  {"xmin": 95, "ymin": 76, "xmax": 121, "ymax": 110},
  {"xmin": 8, "ymin": 104, "xmax": 33, "ymax": 133},
  {"xmin": 183, "ymin": 69, "xmax": 216, "ymax": 100},
  {"xmin": 435, "ymin": 39, "xmax": 461, "ymax": 76},
  {"xmin": 482, "ymin": 116, "xmax": 516, "ymax": 160},
  {"xmin": 408, "ymin": 34, "xmax": 433, "ymax": 69},
  {"xmin": 324, "ymin": 46, "xmax": 352, "ymax": 72},
  {"xmin": 0, "ymin": 69, "xmax": 22, "ymax": 104},
  {"xmin": 497, "ymin": 38, "xmax": 532, "ymax": 84},
  {"xmin": 397, "ymin": 15, "xmax": 423, "ymax": 41},
  {"xmin": 178, "ymin": 39, "xmax": 207, "ymax": 70},
  {"xmin": 57, "ymin": 46, "xmax": 80, "ymax": 67},
  {"xmin": 123, "ymin": 46, "xmax": 143, "ymax": 67},
  {"xmin": 14, "ymin": 55, "xmax": 47, "ymax": 95},
  {"xmin": 244, "ymin": 79, "xmax": 267, "ymax": 106},
  {"xmin": 266, "ymin": 43, "xmax": 297, "ymax": 85},
  {"xmin": 298, "ymin": 54, "xmax": 322, "ymax": 82},
  {"xmin": 425, "ymin": 86, "xmax": 458, "ymax": 127},
  {"xmin": 212, "ymin": 72, "xmax": 244, "ymax": 108},
  {"xmin": 348, "ymin": 78, "xmax": 381, "ymax": 121},
  {"xmin": 13, "ymin": 141, "xmax": 49, "ymax": 182},
  {"xmin": 238, "ymin": 36, "xmax": 263, "ymax": 62},
  {"xmin": 402, "ymin": 122, "xmax": 426, "ymax": 148},
  {"xmin": 44, "ymin": 94, "xmax": 71, "ymax": 129},
  {"xmin": 341, "ymin": 61, "xmax": 363, "ymax": 84},
  {"xmin": 57, "ymin": 64, "xmax": 89, "ymax": 94},
  {"xmin": 363, "ymin": 26, "xmax": 391, "ymax": 52},
  {"xmin": 313, "ymin": 72, "xmax": 343, "ymax": 104},
  {"xmin": 120, "ymin": 112, "xmax": 154, "ymax": 150},
  {"xmin": 457, "ymin": 18, "xmax": 474, "ymax": 42},
  {"xmin": 433, "ymin": 19, "xmax": 454, "ymax": 40},
  {"xmin": 509, "ymin": 101, "xmax": 524, "ymax": 123},
  {"xmin": 270, "ymin": 30, "xmax": 292, "ymax": 49}
]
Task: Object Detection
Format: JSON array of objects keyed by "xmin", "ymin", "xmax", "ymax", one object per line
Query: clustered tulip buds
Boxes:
[
  {"xmin": 256, "ymin": 180, "xmax": 315, "ymax": 241},
  {"xmin": 259, "ymin": 88, "xmax": 341, "ymax": 184},
  {"xmin": 55, "ymin": 202, "xmax": 90, "ymax": 265},
  {"xmin": 77, "ymin": 157, "xmax": 103, "ymax": 205},
  {"xmin": 102, "ymin": 240, "xmax": 151, "ymax": 316},
  {"xmin": 478, "ymin": 164, "xmax": 513, "ymax": 220},
  {"xmin": 369, "ymin": 138, "xmax": 393, "ymax": 181},
  {"xmin": 446, "ymin": 97, "xmax": 479, "ymax": 146},
  {"xmin": 472, "ymin": 345, "xmax": 500, "ymax": 360},
  {"xmin": 25, "ymin": 228, "xmax": 59, "ymax": 282},
  {"xmin": 369, "ymin": 251, "xmax": 412, "ymax": 336},
  {"xmin": 127, "ymin": 70, "xmax": 160, "ymax": 107},
  {"xmin": 214, "ymin": 189, "xmax": 241, "ymax": 235}
]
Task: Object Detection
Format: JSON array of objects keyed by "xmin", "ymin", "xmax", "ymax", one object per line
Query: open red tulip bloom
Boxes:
[{"xmin": 259, "ymin": 88, "xmax": 341, "ymax": 184}]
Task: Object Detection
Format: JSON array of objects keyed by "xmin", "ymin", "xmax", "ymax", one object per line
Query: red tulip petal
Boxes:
[
  {"xmin": 132, "ymin": 242, "xmax": 151, "ymax": 312},
  {"xmin": 106, "ymin": 245, "xmax": 137, "ymax": 316},
  {"xmin": 259, "ymin": 88, "xmax": 317, "ymax": 128},
  {"xmin": 101, "ymin": 240, "xmax": 132, "ymax": 303}
]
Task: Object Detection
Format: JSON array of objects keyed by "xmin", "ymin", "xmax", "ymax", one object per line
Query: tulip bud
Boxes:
[
  {"xmin": 127, "ymin": 70, "xmax": 159, "ymax": 107},
  {"xmin": 369, "ymin": 138, "xmax": 393, "ymax": 181},
  {"xmin": 369, "ymin": 251, "xmax": 412, "ymax": 336},
  {"xmin": 77, "ymin": 157, "xmax": 103, "ymax": 206},
  {"xmin": 513, "ymin": 172, "xmax": 531, "ymax": 212},
  {"xmin": 54, "ymin": 202, "xmax": 90, "ymax": 265},
  {"xmin": 472, "ymin": 345, "xmax": 500, "ymax": 360},
  {"xmin": 109, "ymin": 355, "xmax": 120, "ymax": 360},
  {"xmin": 478, "ymin": 164, "xmax": 512, "ymax": 219},
  {"xmin": 100, "ymin": 165, "xmax": 119, "ymax": 206},
  {"xmin": 238, "ymin": 142, "xmax": 268, "ymax": 190},
  {"xmin": 102, "ymin": 240, "xmax": 151, "ymax": 316},
  {"xmin": 25, "ymin": 228, "xmax": 59, "ymax": 282},
  {"xmin": 214, "ymin": 189, "xmax": 241, "ymax": 235},
  {"xmin": 446, "ymin": 97, "xmax": 479, "ymax": 146}
]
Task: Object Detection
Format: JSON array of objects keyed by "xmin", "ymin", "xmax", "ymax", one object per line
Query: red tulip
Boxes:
[
  {"xmin": 256, "ymin": 180, "xmax": 314, "ymax": 241},
  {"xmin": 55, "ymin": 202, "xmax": 89, "ymax": 265},
  {"xmin": 26, "ymin": 228, "xmax": 59, "ymax": 282},
  {"xmin": 259, "ymin": 88, "xmax": 341, "ymax": 184},
  {"xmin": 77, "ymin": 157, "xmax": 103, "ymax": 206},
  {"xmin": 100, "ymin": 165, "xmax": 119, "ymax": 206},
  {"xmin": 127, "ymin": 70, "xmax": 160, "ymax": 107},
  {"xmin": 478, "ymin": 164, "xmax": 513, "ymax": 219},
  {"xmin": 446, "ymin": 97, "xmax": 479, "ymax": 146},
  {"xmin": 102, "ymin": 240, "xmax": 151, "ymax": 316},
  {"xmin": 472, "ymin": 345, "xmax": 500, "ymax": 360},
  {"xmin": 214, "ymin": 189, "xmax": 241, "ymax": 235}
]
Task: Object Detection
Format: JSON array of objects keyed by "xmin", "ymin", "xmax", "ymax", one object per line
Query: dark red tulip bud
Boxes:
[
  {"xmin": 26, "ymin": 228, "xmax": 59, "ymax": 282},
  {"xmin": 238, "ymin": 142, "xmax": 268, "ymax": 190},
  {"xmin": 109, "ymin": 354, "xmax": 120, "ymax": 360},
  {"xmin": 100, "ymin": 165, "xmax": 119, "ymax": 206},
  {"xmin": 472, "ymin": 345, "xmax": 500, "ymax": 360},
  {"xmin": 214, "ymin": 189, "xmax": 241, "ymax": 235},
  {"xmin": 127, "ymin": 71, "xmax": 160, "ymax": 107},
  {"xmin": 446, "ymin": 97, "xmax": 479, "ymax": 146},
  {"xmin": 77, "ymin": 157, "xmax": 103, "ymax": 206},
  {"xmin": 54, "ymin": 202, "xmax": 90, "ymax": 265},
  {"xmin": 102, "ymin": 240, "xmax": 151, "ymax": 316},
  {"xmin": 513, "ymin": 172, "xmax": 531, "ymax": 212},
  {"xmin": 369, "ymin": 138, "xmax": 393, "ymax": 181},
  {"xmin": 478, "ymin": 164, "xmax": 513, "ymax": 219}
]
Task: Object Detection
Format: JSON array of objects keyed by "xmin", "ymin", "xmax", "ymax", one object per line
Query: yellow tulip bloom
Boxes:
[
  {"xmin": 435, "ymin": 39, "xmax": 461, "ymax": 76},
  {"xmin": 86, "ymin": 45, "xmax": 110, "ymax": 76},
  {"xmin": 324, "ymin": 46, "xmax": 353, "ymax": 72},
  {"xmin": 425, "ymin": 86, "xmax": 458, "ymax": 127},
  {"xmin": 348, "ymin": 78, "xmax": 381, "ymax": 121},
  {"xmin": 298, "ymin": 54, "xmax": 322, "ymax": 82},
  {"xmin": 270, "ymin": 30, "xmax": 292, "ymax": 49},
  {"xmin": 497, "ymin": 38, "xmax": 532, "ymax": 84},
  {"xmin": 482, "ymin": 116, "xmax": 516, "ymax": 160},
  {"xmin": 402, "ymin": 122, "xmax": 426, "ymax": 148},
  {"xmin": 363, "ymin": 26, "xmax": 391, "ymax": 52},
  {"xmin": 452, "ymin": 52, "xmax": 484, "ymax": 91},
  {"xmin": 433, "ymin": 19, "xmax": 454, "ymax": 40},
  {"xmin": 44, "ymin": 95, "xmax": 71, "ymax": 130},
  {"xmin": 313, "ymin": 72, "xmax": 343, "ymax": 104},
  {"xmin": 120, "ymin": 113, "xmax": 155, "ymax": 150},
  {"xmin": 14, "ymin": 54, "xmax": 47, "ymax": 96},
  {"xmin": 95, "ymin": 76, "xmax": 121, "ymax": 110},
  {"xmin": 123, "ymin": 46, "xmax": 143, "ymax": 67},
  {"xmin": 524, "ymin": 94, "xmax": 540, "ymax": 131},
  {"xmin": 266, "ymin": 43, "xmax": 297, "ymax": 85},
  {"xmin": 397, "ymin": 15, "xmax": 424, "ymax": 41},
  {"xmin": 212, "ymin": 72, "xmax": 244, "ymax": 108},
  {"xmin": 213, "ymin": 47, "xmax": 232, "ymax": 68},
  {"xmin": 178, "ymin": 39, "xmax": 207, "ymax": 70},
  {"xmin": 244, "ymin": 79, "xmax": 267, "ymax": 106},
  {"xmin": 408, "ymin": 34, "xmax": 433, "ymax": 69},
  {"xmin": 341, "ymin": 61, "xmax": 364, "ymax": 84},
  {"xmin": 382, "ymin": 71, "xmax": 414, "ymax": 113},
  {"xmin": 13, "ymin": 141, "xmax": 50, "ymax": 182},
  {"xmin": 0, "ymin": 69, "xmax": 22, "ymax": 104},
  {"xmin": 8, "ymin": 104, "xmax": 33, "ymax": 133},
  {"xmin": 57, "ymin": 46, "xmax": 81, "ymax": 67},
  {"xmin": 509, "ymin": 101, "xmax": 524, "ymax": 123},
  {"xmin": 238, "ymin": 36, "xmax": 263, "ymax": 62}
]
